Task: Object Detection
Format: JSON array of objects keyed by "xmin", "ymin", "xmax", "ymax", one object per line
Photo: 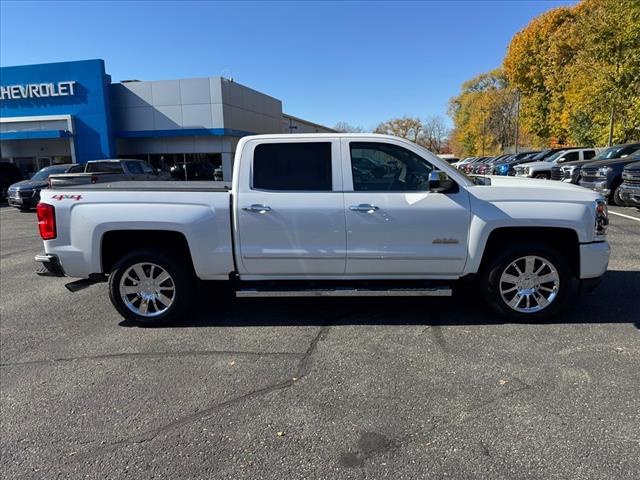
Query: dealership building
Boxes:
[{"xmin": 0, "ymin": 59, "xmax": 333, "ymax": 180}]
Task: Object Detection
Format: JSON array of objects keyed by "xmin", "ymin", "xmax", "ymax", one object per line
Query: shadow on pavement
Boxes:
[{"xmin": 120, "ymin": 270, "xmax": 640, "ymax": 330}]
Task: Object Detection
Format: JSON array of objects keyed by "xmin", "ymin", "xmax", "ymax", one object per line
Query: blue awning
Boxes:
[{"xmin": 0, "ymin": 130, "xmax": 73, "ymax": 140}]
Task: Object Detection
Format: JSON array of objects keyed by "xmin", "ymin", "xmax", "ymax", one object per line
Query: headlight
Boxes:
[
  {"xmin": 597, "ymin": 166, "xmax": 612, "ymax": 177},
  {"xmin": 562, "ymin": 166, "xmax": 575, "ymax": 173},
  {"xmin": 595, "ymin": 199, "xmax": 608, "ymax": 237}
]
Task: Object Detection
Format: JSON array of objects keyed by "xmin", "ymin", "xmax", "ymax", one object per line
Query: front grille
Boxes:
[
  {"xmin": 623, "ymin": 171, "xmax": 640, "ymax": 186},
  {"xmin": 514, "ymin": 166, "xmax": 524, "ymax": 175},
  {"xmin": 581, "ymin": 167, "xmax": 601, "ymax": 183},
  {"xmin": 551, "ymin": 166, "xmax": 563, "ymax": 180}
]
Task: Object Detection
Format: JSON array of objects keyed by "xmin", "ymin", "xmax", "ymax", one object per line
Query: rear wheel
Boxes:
[
  {"xmin": 480, "ymin": 242, "xmax": 571, "ymax": 321},
  {"xmin": 108, "ymin": 248, "xmax": 194, "ymax": 326}
]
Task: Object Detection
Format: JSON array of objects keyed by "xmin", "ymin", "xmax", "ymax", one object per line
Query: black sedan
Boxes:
[{"xmin": 7, "ymin": 163, "xmax": 83, "ymax": 211}]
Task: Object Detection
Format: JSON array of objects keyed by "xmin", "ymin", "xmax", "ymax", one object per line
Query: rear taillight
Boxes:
[
  {"xmin": 36, "ymin": 202, "xmax": 56, "ymax": 240},
  {"xmin": 91, "ymin": 175, "xmax": 98, "ymax": 184}
]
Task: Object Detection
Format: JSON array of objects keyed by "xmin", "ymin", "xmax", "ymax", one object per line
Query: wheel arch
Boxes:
[
  {"xmin": 101, "ymin": 230, "xmax": 196, "ymax": 277},
  {"xmin": 476, "ymin": 227, "xmax": 580, "ymax": 278}
]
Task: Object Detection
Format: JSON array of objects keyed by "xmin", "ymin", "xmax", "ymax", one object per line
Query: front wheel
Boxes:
[
  {"xmin": 480, "ymin": 243, "xmax": 571, "ymax": 321},
  {"xmin": 108, "ymin": 248, "xmax": 194, "ymax": 326},
  {"xmin": 534, "ymin": 173, "xmax": 549, "ymax": 179}
]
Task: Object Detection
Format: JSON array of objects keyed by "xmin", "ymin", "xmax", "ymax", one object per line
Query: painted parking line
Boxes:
[{"xmin": 609, "ymin": 210, "xmax": 640, "ymax": 222}]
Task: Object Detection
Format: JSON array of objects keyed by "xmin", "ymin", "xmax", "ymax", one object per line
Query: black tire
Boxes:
[
  {"xmin": 18, "ymin": 206, "xmax": 31, "ymax": 212},
  {"xmin": 479, "ymin": 242, "xmax": 571, "ymax": 321},
  {"xmin": 609, "ymin": 183, "xmax": 624, "ymax": 206},
  {"xmin": 108, "ymin": 248, "xmax": 194, "ymax": 326},
  {"xmin": 534, "ymin": 172, "xmax": 549, "ymax": 179}
]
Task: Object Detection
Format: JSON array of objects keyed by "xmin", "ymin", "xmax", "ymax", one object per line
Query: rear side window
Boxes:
[
  {"xmin": 86, "ymin": 162, "xmax": 124, "ymax": 173},
  {"xmin": 253, "ymin": 142, "xmax": 332, "ymax": 191},
  {"xmin": 584, "ymin": 150, "xmax": 596, "ymax": 160},
  {"xmin": 563, "ymin": 151, "xmax": 579, "ymax": 161}
]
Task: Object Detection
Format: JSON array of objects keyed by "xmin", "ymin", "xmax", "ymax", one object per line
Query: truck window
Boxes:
[
  {"xmin": 584, "ymin": 150, "xmax": 596, "ymax": 160},
  {"xmin": 253, "ymin": 142, "xmax": 332, "ymax": 191},
  {"xmin": 86, "ymin": 162, "xmax": 124, "ymax": 173},
  {"xmin": 563, "ymin": 152, "xmax": 579, "ymax": 162},
  {"xmin": 350, "ymin": 142, "xmax": 434, "ymax": 191}
]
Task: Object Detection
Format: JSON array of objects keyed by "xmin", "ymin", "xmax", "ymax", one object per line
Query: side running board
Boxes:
[{"xmin": 236, "ymin": 287, "xmax": 452, "ymax": 298}]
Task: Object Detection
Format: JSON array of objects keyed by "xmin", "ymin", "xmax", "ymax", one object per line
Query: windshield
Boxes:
[
  {"xmin": 529, "ymin": 149, "xmax": 552, "ymax": 161},
  {"xmin": 31, "ymin": 165, "xmax": 70, "ymax": 180},
  {"xmin": 594, "ymin": 145, "xmax": 639, "ymax": 160},
  {"xmin": 545, "ymin": 150, "xmax": 567, "ymax": 162}
]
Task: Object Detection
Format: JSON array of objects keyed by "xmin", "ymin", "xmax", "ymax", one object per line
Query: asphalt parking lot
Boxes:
[{"xmin": 1, "ymin": 203, "xmax": 639, "ymax": 479}]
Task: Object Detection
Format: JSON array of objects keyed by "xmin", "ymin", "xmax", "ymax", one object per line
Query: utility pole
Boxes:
[
  {"xmin": 514, "ymin": 91, "xmax": 520, "ymax": 153},
  {"xmin": 481, "ymin": 109, "xmax": 486, "ymax": 156},
  {"xmin": 608, "ymin": 104, "xmax": 615, "ymax": 147}
]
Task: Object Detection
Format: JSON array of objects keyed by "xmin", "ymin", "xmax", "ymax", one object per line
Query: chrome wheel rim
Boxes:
[
  {"xmin": 119, "ymin": 262, "xmax": 175, "ymax": 317},
  {"xmin": 499, "ymin": 255, "xmax": 559, "ymax": 313}
]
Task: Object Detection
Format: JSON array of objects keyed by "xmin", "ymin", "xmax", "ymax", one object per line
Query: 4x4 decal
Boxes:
[{"xmin": 51, "ymin": 194, "xmax": 82, "ymax": 201}]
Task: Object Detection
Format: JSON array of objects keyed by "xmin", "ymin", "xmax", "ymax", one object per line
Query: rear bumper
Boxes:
[
  {"xmin": 579, "ymin": 241, "xmax": 610, "ymax": 279},
  {"xmin": 619, "ymin": 184, "xmax": 640, "ymax": 206},
  {"xmin": 35, "ymin": 253, "xmax": 65, "ymax": 277},
  {"xmin": 579, "ymin": 179, "xmax": 610, "ymax": 196}
]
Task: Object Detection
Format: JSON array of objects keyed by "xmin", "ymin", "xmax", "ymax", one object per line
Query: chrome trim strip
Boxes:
[{"xmin": 236, "ymin": 288, "xmax": 452, "ymax": 298}]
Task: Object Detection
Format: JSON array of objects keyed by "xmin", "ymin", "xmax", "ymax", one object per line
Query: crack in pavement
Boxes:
[
  {"xmin": 69, "ymin": 313, "xmax": 348, "ymax": 461},
  {"xmin": 0, "ymin": 349, "xmax": 302, "ymax": 368}
]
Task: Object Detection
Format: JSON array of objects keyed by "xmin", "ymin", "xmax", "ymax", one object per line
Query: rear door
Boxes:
[
  {"xmin": 236, "ymin": 139, "xmax": 346, "ymax": 276},
  {"xmin": 342, "ymin": 138, "xmax": 471, "ymax": 276}
]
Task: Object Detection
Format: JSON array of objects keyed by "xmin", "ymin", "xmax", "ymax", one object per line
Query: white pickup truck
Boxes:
[{"xmin": 35, "ymin": 134, "xmax": 610, "ymax": 325}]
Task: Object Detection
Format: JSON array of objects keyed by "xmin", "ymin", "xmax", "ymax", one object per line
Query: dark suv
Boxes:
[
  {"xmin": 579, "ymin": 146, "xmax": 640, "ymax": 205},
  {"xmin": 551, "ymin": 143, "xmax": 640, "ymax": 183},
  {"xmin": 7, "ymin": 163, "xmax": 83, "ymax": 210},
  {"xmin": 619, "ymin": 161, "xmax": 640, "ymax": 207}
]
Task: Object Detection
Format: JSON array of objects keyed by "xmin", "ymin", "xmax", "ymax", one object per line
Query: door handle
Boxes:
[
  {"xmin": 242, "ymin": 204, "xmax": 272, "ymax": 213},
  {"xmin": 349, "ymin": 204, "xmax": 379, "ymax": 213}
]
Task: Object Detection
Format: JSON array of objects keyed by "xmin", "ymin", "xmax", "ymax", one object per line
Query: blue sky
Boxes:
[{"xmin": 0, "ymin": 0, "xmax": 575, "ymax": 129}]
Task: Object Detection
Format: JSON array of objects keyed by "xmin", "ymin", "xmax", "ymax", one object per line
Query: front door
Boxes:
[
  {"xmin": 236, "ymin": 139, "xmax": 346, "ymax": 276},
  {"xmin": 342, "ymin": 139, "xmax": 470, "ymax": 276}
]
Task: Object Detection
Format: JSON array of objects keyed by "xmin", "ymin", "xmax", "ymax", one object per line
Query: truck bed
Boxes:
[{"xmin": 51, "ymin": 180, "xmax": 232, "ymax": 191}]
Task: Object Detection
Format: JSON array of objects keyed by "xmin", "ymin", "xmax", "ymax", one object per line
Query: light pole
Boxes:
[
  {"xmin": 481, "ymin": 108, "xmax": 487, "ymax": 156},
  {"xmin": 514, "ymin": 91, "xmax": 520, "ymax": 153}
]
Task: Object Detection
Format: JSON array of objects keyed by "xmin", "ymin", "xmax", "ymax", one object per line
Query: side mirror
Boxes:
[{"xmin": 428, "ymin": 171, "xmax": 441, "ymax": 190}]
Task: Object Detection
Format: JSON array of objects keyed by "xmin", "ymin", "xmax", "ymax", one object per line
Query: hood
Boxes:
[
  {"xmin": 9, "ymin": 179, "xmax": 48, "ymax": 190},
  {"xmin": 472, "ymin": 175, "xmax": 602, "ymax": 203},
  {"xmin": 623, "ymin": 161, "xmax": 640, "ymax": 172},
  {"xmin": 582, "ymin": 157, "xmax": 640, "ymax": 169},
  {"xmin": 516, "ymin": 161, "xmax": 549, "ymax": 169}
]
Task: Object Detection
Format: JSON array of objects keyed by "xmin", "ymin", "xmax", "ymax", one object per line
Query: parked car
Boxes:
[
  {"xmin": 35, "ymin": 133, "xmax": 609, "ymax": 326},
  {"xmin": 514, "ymin": 148, "xmax": 598, "ymax": 179},
  {"xmin": 1, "ymin": 162, "xmax": 24, "ymax": 201},
  {"xmin": 580, "ymin": 148, "xmax": 640, "ymax": 205},
  {"xmin": 6, "ymin": 164, "xmax": 83, "ymax": 210},
  {"xmin": 490, "ymin": 151, "xmax": 540, "ymax": 176},
  {"xmin": 49, "ymin": 159, "xmax": 162, "ymax": 188},
  {"xmin": 619, "ymin": 161, "xmax": 640, "ymax": 207},
  {"xmin": 473, "ymin": 155, "xmax": 511, "ymax": 175},
  {"xmin": 552, "ymin": 143, "xmax": 640, "ymax": 184},
  {"xmin": 460, "ymin": 156, "xmax": 488, "ymax": 174}
]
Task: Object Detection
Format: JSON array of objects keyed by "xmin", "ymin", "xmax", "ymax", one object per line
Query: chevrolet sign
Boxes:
[{"xmin": 0, "ymin": 81, "xmax": 76, "ymax": 100}]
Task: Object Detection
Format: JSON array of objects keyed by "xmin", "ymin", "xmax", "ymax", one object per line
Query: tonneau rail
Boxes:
[{"xmin": 48, "ymin": 180, "xmax": 232, "ymax": 192}]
